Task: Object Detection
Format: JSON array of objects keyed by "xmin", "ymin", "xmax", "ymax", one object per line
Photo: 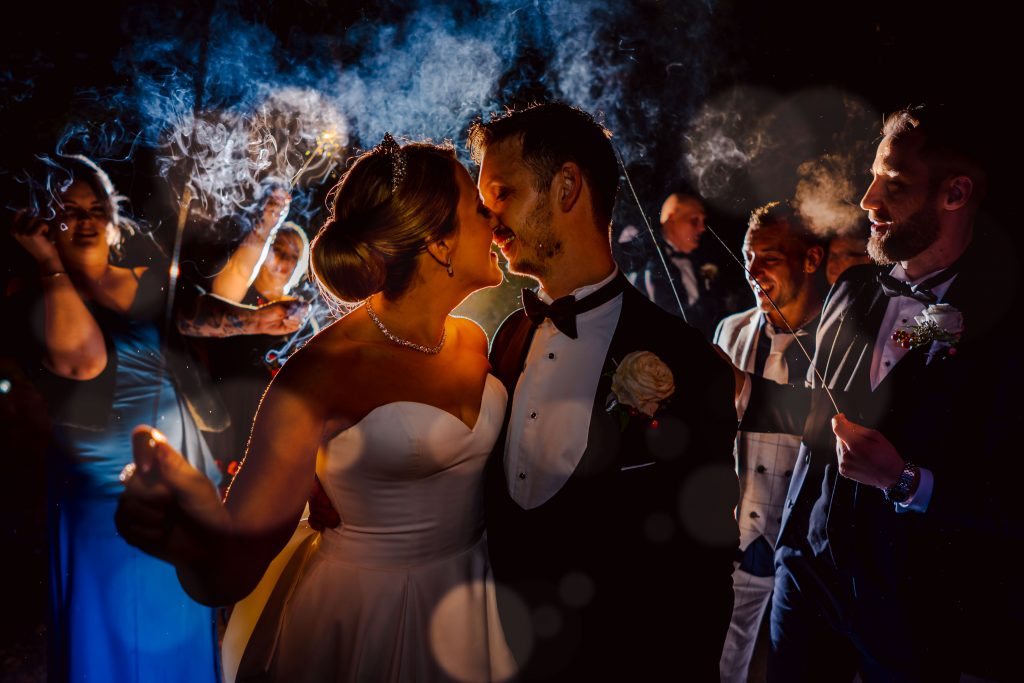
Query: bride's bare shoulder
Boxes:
[
  {"xmin": 449, "ymin": 315, "xmax": 489, "ymax": 357},
  {"xmin": 266, "ymin": 313, "xmax": 378, "ymax": 393}
]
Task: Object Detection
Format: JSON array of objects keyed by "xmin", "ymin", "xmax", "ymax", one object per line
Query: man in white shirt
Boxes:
[
  {"xmin": 714, "ymin": 201, "xmax": 826, "ymax": 683},
  {"xmin": 469, "ymin": 102, "xmax": 740, "ymax": 681},
  {"xmin": 737, "ymin": 105, "xmax": 1020, "ymax": 681}
]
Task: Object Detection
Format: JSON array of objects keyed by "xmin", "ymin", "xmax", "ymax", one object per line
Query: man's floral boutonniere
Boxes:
[
  {"xmin": 891, "ymin": 303, "xmax": 964, "ymax": 363},
  {"xmin": 607, "ymin": 351, "xmax": 675, "ymax": 431}
]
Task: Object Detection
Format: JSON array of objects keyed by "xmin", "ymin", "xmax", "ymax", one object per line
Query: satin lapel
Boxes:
[
  {"xmin": 572, "ymin": 287, "xmax": 640, "ymax": 478},
  {"xmin": 821, "ymin": 273, "xmax": 888, "ymax": 395}
]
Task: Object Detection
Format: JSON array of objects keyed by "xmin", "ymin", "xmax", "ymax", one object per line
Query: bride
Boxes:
[{"xmin": 116, "ymin": 136, "xmax": 517, "ymax": 682}]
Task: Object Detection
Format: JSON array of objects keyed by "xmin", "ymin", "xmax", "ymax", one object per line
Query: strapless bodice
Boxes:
[{"xmin": 315, "ymin": 374, "xmax": 507, "ymax": 566}]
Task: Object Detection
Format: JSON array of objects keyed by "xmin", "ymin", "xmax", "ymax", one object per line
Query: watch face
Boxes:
[{"xmin": 885, "ymin": 464, "xmax": 918, "ymax": 503}]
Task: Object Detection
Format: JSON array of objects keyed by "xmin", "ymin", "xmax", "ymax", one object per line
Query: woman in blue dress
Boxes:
[{"xmin": 10, "ymin": 155, "xmax": 224, "ymax": 682}]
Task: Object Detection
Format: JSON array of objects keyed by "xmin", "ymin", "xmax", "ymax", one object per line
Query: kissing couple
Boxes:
[{"xmin": 117, "ymin": 102, "xmax": 740, "ymax": 682}]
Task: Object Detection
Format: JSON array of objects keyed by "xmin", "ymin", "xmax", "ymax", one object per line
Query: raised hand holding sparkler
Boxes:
[
  {"xmin": 117, "ymin": 425, "xmax": 227, "ymax": 566},
  {"xmin": 832, "ymin": 413, "xmax": 911, "ymax": 492}
]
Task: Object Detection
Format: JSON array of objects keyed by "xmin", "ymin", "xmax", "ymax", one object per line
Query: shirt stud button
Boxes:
[
  {"xmin": 548, "ymin": 352, "xmax": 555, "ymax": 360},
  {"xmin": 756, "ymin": 465, "xmax": 767, "ymax": 474},
  {"xmin": 530, "ymin": 411, "xmax": 537, "ymax": 419},
  {"xmin": 519, "ymin": 472, "xmax": 527, "ymax": 480}
]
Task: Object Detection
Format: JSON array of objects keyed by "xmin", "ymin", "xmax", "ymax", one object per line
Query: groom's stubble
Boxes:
[
  {"xmin": 867, "ymin": 186, "xmax": 942, "ymax": 266},
  {"xmin": 506, "ymin": 193, "xmax": 563, "ymax": 283}
]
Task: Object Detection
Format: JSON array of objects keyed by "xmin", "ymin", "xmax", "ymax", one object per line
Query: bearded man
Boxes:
[{"xmin": 735, "ymin": 105, "xmax": 1021, "ymax": 682}]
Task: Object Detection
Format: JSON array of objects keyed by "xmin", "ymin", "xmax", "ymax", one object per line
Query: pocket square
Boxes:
[{"xmin": 620, "ymin": 461, "xmax": 657, "ymax": 472}]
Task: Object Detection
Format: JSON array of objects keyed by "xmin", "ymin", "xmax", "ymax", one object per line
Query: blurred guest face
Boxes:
[
  {"xmin": 826, "ymin": 234, "xmax": 871, "ymax": 285},
  {"xmin": 260, "ymin": 230, "xmax": 302, "ymax": 291},
  {"xmin": 450, "ymin": 164, "xmax": 503, "ymax": 291},
  {"xmin": 660, "ymin": 194, "xmax": 706, "ymax": 254},
  {"xmin": 860, "ymin": 132, "xmax": 940, "ymax": 265},
  {"xmin": 478, "ymin": 137, "xmax": 561, "ymax": 280},
  {"xmin": 260, "ymin": 188, "xmax": 291, "ymax": 233},
  {"xmin": 743, "ymin": 221, "xmax": 817, "ymax": 319},
  {"xmin": 55, "ymin": 181, "xmax": 114, "ymax": 263}
]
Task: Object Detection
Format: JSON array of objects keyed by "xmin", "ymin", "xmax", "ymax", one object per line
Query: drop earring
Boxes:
[{"xmin": 427, "ymin": 247, "xmax": 454, "ymax": 277}]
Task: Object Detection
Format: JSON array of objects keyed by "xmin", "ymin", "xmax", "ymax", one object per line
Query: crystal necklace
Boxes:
[{"xmin": 364, "ymin": 298, "xmax": 446, "ymax": 355}]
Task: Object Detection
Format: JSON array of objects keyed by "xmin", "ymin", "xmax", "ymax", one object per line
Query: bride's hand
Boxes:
[{"xmin": 115, "ymin": 425, "xmax": 228, "ymax": 566}]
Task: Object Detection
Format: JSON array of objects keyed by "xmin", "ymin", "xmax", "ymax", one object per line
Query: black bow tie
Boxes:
[
  {"xmin": 522, "ymin": 273, "xmax": 626, "ymax": 339},
  {"xmin": 876, "ymin": 261, "xmax": 961, "ymax": 305},
  {"xmin": 666, "ymin": 250, "xmax": 692, "ymax": 260}
]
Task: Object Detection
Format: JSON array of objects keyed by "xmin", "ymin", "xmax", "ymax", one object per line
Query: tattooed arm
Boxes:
[{"xmin": 177, "ymin": 293, "xmax": 307, "ymax": 338}]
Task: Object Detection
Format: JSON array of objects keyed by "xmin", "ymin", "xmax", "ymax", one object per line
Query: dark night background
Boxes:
[{"xmin": 0, "ymin": 0, "xmax": 1017, "ymax": 678}]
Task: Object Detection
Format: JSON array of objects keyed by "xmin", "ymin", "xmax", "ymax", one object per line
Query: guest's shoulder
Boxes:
[{"xmin": 715, "ymin": 307, "xmax": 758, "ymax": 339}]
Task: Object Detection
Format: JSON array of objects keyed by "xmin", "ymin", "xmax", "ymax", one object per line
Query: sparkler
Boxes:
[{"xmin": 289, "ymin": 128, "xmax": 345, "ymax": 187}]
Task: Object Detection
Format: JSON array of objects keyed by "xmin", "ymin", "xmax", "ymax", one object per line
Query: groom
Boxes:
[{"xmin": 469, "ymin": 103, "xmax": 739, "ymax": 681}]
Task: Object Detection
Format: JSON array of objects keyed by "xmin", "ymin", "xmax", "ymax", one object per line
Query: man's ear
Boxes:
[
  {"xmin": 804, "ymin": 245, "xmax": 825, "ymax": 273},
  {"xmin": 556, "ymin": 161, "xmax": 583, "ymax": 212},
  {"xmin": 942, "ymin": 175, "xmax": 973, "ymax": 211}
]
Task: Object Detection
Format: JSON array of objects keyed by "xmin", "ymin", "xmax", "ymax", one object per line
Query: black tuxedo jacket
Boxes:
[
  {"xmin": 743, "ymin": 229, "xmax": 1023, "ymax": 673},
  {"xmin": 485, "ymin": 283, "xmax": 739, "ymax": 681}
]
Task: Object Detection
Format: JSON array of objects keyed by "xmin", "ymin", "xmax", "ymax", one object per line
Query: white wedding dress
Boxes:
[{"xmin": 231, "ymin": 374, "xmax": 516, "ymax": 682}]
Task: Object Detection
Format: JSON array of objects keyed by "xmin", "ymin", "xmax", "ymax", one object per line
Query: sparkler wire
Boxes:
[
  {"xmin": 151, "ymin": 187, "xmax": 193, "ymax": 426},
  {"xmin": 614, "ymin": 148, "xmax": 689, "ymax": 322}
]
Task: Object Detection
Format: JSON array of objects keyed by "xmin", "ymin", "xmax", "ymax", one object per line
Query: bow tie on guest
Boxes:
[
  {"xmin": 876, "ymin": 260, "xmax": 962, "ymax": 305},
  {"xmin": 522, "ymin": 273, "xmax": 626, "ymax": 339},
  {"xmin": 666, "ymin": 250, "xmax": 692, "ymax": 260}
]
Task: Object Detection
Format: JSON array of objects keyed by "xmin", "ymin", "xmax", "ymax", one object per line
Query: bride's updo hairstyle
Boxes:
[{"xmin": 311, "ymin": 137, "xmax": 461, "ymax": 303}]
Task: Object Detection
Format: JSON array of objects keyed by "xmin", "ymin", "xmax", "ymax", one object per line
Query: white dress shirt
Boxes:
[
  {"xmin": 868, "ymin": 263, "xmax": 955, "ymax": 512},
  {"xmin": 870, "ymin": 263, "xmax": 956, "ymax": 389},
  {"xmin": 504, "ymin": 269, "xmax": 623, "ymax": 509}
]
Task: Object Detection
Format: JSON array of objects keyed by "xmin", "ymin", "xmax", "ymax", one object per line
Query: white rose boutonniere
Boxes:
[
  {"xmin": 609, "ymin": 351, "xmax": 675, "ymax": 424},
  {"xmin": 891, "ymin": 303, "xmax": 964, "ymax": 363}
]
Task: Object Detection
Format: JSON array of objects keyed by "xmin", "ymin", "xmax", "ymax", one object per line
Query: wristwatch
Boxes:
[{"xmin": 883, "ymin": 462, "xmax": 919, "ymax": 503}]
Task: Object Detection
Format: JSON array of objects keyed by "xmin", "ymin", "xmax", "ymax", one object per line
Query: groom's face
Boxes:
[{"xmin": 478, "ymin": 137, "xmax": 562, "ymax": 281}]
